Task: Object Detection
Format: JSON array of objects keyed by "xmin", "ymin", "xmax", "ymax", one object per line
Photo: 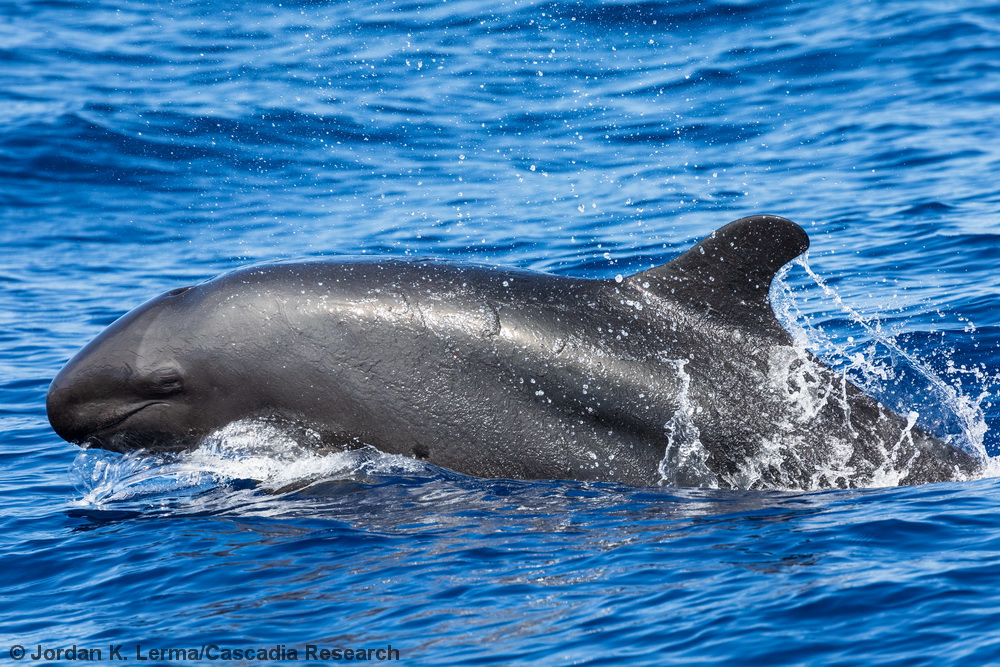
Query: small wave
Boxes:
[{"xmin": 70, "ymin": 419, "xmax": 433, "ymax": 510}]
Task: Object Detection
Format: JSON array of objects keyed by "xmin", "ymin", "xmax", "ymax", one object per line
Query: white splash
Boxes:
[
  {"xmin": 658, "ymin": 359, "xmax": 717, "ymax": 488},
  {"xmin": 770, "ymin": 255, "xmax": 995, "ymax": 485},
  {"xmin": 71, "ymin": 419, "xmax": 427, "ymax": 508}
]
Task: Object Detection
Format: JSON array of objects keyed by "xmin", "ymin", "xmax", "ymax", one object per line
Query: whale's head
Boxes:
[{"xmin": 46, "ymin": 281, "xmax": 263, "ymax": 452}]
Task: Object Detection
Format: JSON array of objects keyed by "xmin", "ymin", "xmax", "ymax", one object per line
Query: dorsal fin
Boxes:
[{"xmin": 627, "ymin": 215, "xmax": 809, "ymax": 337}]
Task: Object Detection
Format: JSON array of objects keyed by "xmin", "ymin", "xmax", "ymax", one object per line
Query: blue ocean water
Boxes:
[{"xmin": 3, "ymin": 0, "xmax": 1000, "ymax": 663}]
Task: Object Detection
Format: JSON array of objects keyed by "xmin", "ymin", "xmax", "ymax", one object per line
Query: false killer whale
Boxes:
[{"xmin": 46, "ymin": 215, "xmax": 981, "ymax": 489}]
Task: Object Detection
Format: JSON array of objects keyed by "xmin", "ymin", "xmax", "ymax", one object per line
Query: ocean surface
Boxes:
[{"xmin": 3, "ymin": 0, "xmax": 1000, "ymax": 664}]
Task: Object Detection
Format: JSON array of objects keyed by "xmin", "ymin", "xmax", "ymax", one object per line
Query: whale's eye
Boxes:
[
  {"xmin": 166, "ymin": 286, "xmax": 193, "ymax": 297},
  {"xmin": 146, "ymin": 368, "xmax": 184, "ymax": 396}
]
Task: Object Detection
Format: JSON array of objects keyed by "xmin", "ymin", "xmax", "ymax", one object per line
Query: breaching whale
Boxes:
[{"xmin": 46, "ymin": 215, "xmax": 981, "ymax": 489}]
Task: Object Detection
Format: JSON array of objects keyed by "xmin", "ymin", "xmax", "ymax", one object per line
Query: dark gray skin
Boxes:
[{"xmin": 46, "ymin": 216, "xmax": 982, "ymax": 489}]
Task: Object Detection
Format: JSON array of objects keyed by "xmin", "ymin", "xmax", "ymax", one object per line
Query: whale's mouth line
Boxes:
[{"xmin": 84, "ymin": 402, "xmax": 165, "ymax": 441}]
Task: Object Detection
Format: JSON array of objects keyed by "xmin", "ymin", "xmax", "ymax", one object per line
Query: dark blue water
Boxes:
[{"xmin": 4, "ymin": 0, "xmax": 1000, "ymax": 663}]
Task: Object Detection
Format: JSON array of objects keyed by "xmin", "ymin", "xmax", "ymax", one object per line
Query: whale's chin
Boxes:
[{"xmin": 80, "ymin": 427, "xmax": 201, "ymax": 454}]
